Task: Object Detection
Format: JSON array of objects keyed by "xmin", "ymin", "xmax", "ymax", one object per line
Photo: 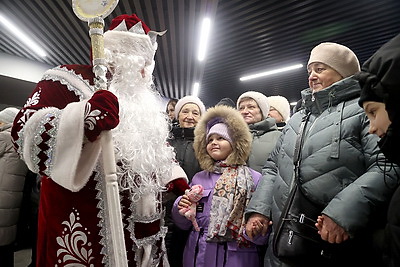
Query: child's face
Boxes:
[
  {"xmin": 206, "ymin": 134, "xmax": 233, "ymax": 161},
  {"xmin": 363, "ymin": 101, "xmax": 392, "ymax": 138}
]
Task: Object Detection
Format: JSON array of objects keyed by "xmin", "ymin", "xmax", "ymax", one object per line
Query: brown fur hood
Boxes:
[{"xmin": 194, "ymin": 105, "xmax": 252, "ymax": 172}]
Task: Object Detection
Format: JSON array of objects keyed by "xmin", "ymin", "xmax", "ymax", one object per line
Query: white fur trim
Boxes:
[
  {"xmin": 159, "ymin": 164, "xmax": 188, "ymax": 187},
  {"xmin": 51, "ymin": 101, "xmax": 101, "ymax": 191},
  {"xmin": 169, "ymin": 164, "xmax": 188, "ymax": 184},
  {"xmin": 104, "ymin": 30, "xmax": 156, "ymax": 51}
]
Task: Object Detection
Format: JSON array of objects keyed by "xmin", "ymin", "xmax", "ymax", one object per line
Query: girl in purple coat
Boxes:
[{"xmin": 172, "ymin": 105, "xmax": 267, "ymax": 267}]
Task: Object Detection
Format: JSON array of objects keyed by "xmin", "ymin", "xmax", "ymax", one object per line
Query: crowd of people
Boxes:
[{"xmin": 0, "ymin": 11, "xmax": 399, "ymax": 267}]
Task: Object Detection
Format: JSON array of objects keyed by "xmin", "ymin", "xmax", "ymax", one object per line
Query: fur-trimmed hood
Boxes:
[{"xmin": 194, "ymin": 105, "xmax": 252, "ymax": 172}]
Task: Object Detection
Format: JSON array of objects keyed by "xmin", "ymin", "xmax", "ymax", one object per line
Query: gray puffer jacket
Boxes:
[
  {"xmin": 247, "ymin": 117, "xmax": 281, "ymax": 173},
  {"xmin": 0, "ymin": 124, "xmax": 28, "ymax": 246},
  {"xmin": 245, "ymin": 77, "xmax": 400, "ymax": 266}
]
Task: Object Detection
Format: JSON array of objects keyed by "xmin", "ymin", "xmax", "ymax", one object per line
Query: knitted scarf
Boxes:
[{"xmin": 206, "ymin": 161, "xmax": 254, "ymax": 247}]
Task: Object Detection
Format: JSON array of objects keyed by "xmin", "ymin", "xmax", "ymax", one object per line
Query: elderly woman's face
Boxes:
[
  {"xmin": 238, "ymin": 98, "xmax": 263, "ymax": 125},
  {"xmin": 268, "ymin": 107, "xmax": 284, "ymax": 123},
  {"xmin": 178, "ymin": 103, "xmax": 201, "ymax": 128},
  {"xmin": 307, "ymin": 63, "xmax": 343, "ymax": 92}
]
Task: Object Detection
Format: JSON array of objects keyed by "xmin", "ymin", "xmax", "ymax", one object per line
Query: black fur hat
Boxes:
[
  {"xmin": 355, "ymin": 33, "xmax": 400, "ymax": 165},
  {"xmin": 356, "ymin": 33, "xmax": 400, "ymax": 123}
]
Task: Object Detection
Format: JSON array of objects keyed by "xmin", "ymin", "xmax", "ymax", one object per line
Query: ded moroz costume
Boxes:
[{"xmin": 11, "ymin": 14, "xmax": 188, "ymax": 266}]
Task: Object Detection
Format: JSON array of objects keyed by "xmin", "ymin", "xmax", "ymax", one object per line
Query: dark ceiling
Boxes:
[{"xmin": 1, "ymin": 0, "xmax": 400, "ymax": 108}]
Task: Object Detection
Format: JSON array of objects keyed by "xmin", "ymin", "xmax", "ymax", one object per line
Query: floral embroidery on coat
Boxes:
[
  {"xmin": 84, "ymin": 102, "xmax": 102, "ymax": 131},
  {"xmin": 24, "ymin": 89, "xmax": 41, "ymax": 107},
  {"xmin": 56, "ymin": 208, "xmax": 94, "ymax": 266}
]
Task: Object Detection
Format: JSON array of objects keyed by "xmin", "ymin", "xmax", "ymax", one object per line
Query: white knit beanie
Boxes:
[
  {"xmin": 237, "ymin": 91, "xmax": 270, "ymax": 119},
  {"xmin": 206, "ymin": 122, "xmax": 232, "ymax": 144},
  {"xmin": 0, "ymin": 107, "xmax": 19, "ymax": 124},
  {"xmin": 307, "ymin": 42, "xmax": 360, "ymax": 78},
  {"xmin": 174, "ymin": 95, "xmax": 206, "ymax": 119},
  {"xmin": 267, "ymin": 95, "xmax": 291, "ymax": 122}
]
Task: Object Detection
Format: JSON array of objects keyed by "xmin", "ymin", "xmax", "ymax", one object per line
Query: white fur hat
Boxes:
[
  {"xmin": 0, "ymin": 107, "xmax": 19, "ymax": 124},
  {"xmin": 307, "ymin": 42, "xmax": 360, "ymax": 78},
  {"xmin": 175, "ymin": 95, "xmax": 206, "ymax": 119},
  {"xmin": 267, "ymin": 95, "xmax": 291, "ymax": 122},
  {"xmin": 237, "ymin": 91, "xmax": 270, "ymax": 119}
]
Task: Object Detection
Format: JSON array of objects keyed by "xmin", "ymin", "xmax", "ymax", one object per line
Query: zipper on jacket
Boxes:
[
  {"xmin": 311, "ymin": 90, "xmax": 323, "ymax": 114},
  {"xmin": 327, "ymin": 90, "xmax": 336, "ymax": 112},
  {"xmin": 288, "ymin": 230, "xmax": 294, "ymax": 244}
]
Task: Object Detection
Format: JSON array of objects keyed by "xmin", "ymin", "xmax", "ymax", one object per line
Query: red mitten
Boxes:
[
  {"xmin": 167, "ymin": 178, "xmax": 190, "ymax": 195},
  {"xmin": 84, "ymin": 90, "xmax": 119, "ymax": 142}
]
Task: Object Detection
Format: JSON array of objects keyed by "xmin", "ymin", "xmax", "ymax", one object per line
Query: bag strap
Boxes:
[{"xmin": 293, "ymin": 112, "xmax": 311, "ymax": 182}]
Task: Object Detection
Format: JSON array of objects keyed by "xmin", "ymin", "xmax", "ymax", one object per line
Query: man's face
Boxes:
[
  {"xmin": 238, "ymin": 98, "xmax": 263, "ymax": 125},
  {"xmin": 363, "ymin": 101, "xmax": 392, "ymax": 138},
  {"xmin": 307, "ymin": 62, "xmax": 343, "ymax": 92}
]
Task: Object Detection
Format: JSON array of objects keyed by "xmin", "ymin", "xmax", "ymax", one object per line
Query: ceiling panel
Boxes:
[{"xmin": 1, "ymin": 0, "xmax": 399, "ymax": 108}]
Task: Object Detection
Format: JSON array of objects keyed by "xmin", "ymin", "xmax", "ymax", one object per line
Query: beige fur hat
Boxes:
[
  {"xmin": 307, "ymin": 42, "xmax": 360, "ymax": 78},
  {"xmin": 267, "ymin": 95, "xmax": 291, "ymax": 122},
  {"xmin": 194, "ymin": 105, "xmax": 251, "ymax": 171}
]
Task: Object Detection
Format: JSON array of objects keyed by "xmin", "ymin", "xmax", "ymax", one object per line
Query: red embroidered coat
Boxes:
[{"xmin": 11, "ymin": 64, "xmax": 184, "ymax": 266}]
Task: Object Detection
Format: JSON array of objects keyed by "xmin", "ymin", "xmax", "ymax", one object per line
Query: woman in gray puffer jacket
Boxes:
[
  {"xmin": 0, "ymin": 107, "xmax": 28, "ymax": 266},
  {"xmin": 245, "ymin": 42, "xmax": 400, "ymax": 267}
]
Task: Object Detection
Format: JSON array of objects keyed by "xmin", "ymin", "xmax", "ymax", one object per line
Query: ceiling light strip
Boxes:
[
  {"xmin": 192, "ymin": 82, "xmax": 199, "ymax": 97},
  {"xmin": 0, "ymin": 13, "xmax": 46, "ymax": 57},
  {"xmin": 197, "ymin": 18, "xmax": 211, "ymax": 61},
  {"xmin": 240, "ymin": 64, "xmax": 303, "ymax": 81}
]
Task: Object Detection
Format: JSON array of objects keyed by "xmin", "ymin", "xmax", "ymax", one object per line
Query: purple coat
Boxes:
[{"xmin": 171, "ymin": 168, "xmax": 267, "ymax": 267}]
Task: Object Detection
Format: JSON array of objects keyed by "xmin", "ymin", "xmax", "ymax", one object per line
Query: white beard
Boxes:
[{"xmin": 106, "ymin": 51, "xmax": 175, "ymax": 201}]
